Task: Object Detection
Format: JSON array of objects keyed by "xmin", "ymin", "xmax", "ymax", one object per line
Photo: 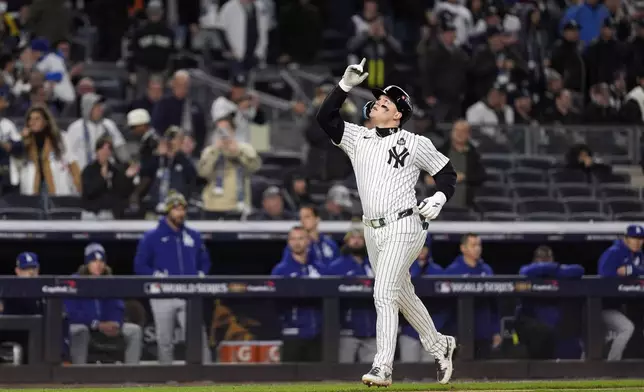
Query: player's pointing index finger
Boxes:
[{"xmin": 359, "ymin": 58, "xmax": 366, "ymax": 68}]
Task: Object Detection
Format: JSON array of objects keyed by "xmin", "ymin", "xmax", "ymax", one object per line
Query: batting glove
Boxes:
[
  {"xmin": 419, "ymin": 192, "xmax": 447, "ymax": 221},
  {"xmin": 339, "ymin": 58, "xmax": 369, "ymax": 92}
]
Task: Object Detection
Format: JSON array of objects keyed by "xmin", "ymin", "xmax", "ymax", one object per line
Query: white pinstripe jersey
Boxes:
[{"xmin": 334, "ymin": 122, "xmax": 449, "ymax": 219}]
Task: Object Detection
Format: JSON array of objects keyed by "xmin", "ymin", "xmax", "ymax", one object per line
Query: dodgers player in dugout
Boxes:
[
  {"xmin": 316, "ymin": 59, "xmax": 458, "ymax": 386},
  {"xmin": 134, "ymin": 191, "xmax": 212, "ymax": 364}
]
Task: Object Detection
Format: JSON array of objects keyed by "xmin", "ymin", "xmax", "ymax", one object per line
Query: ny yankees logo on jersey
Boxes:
[{"xmin": 387, "ymin": 146, "xmax": 410, "ymax": 168}]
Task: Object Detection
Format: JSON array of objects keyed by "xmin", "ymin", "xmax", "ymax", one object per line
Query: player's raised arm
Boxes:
[
  {"xmin": 316, "ymin": 59, "xmax": 369, "ymax": 145},
  {"xmin": 416, "ymin": 136, "xmax": 457, "ymax": 220}
]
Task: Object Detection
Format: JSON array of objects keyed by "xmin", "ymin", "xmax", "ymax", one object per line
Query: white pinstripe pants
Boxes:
[{"xmin": 364, "ymin": 215, "xmax": 448, "ymax": 370}]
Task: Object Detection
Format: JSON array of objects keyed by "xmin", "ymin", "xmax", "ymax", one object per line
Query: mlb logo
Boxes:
[
  {"xmin": 435, "ymin": 282, "xmax": 451, "ymax": 294},
  {"xmin": 146, "ymin": 283, "xmax": 161, "ymax": 294}
]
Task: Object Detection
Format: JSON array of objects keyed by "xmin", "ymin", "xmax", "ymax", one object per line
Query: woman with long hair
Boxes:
[{"xmin": 18, "ymin": 104, "xmax": 81, "ymax": 196}]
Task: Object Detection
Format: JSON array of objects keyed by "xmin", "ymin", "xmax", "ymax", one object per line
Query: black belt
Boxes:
[{"xmin": 363, "ymin": 208, "xmax": 415, "ymax": 229}]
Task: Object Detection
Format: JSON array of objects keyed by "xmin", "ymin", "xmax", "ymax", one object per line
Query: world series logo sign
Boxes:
[
  {"xmin": 434, "ymin": 281, "xmax": 516, "ymax": 294},
  {"xmin": 144, "ymin": 282, "xmax": 229, "ymax": 295}
]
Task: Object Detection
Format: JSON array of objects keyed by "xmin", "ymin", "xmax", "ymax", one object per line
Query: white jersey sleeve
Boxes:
[
  {"xmin": 332, "ymin": 122, "xmax": 365, "ymax": 159},
  {"xmin": 413, "ymin": 135, "xmax": 450, "ymax": 176}
]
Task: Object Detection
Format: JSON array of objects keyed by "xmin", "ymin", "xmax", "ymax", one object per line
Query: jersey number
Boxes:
[{"xmin": 387, "ymin": 146, "xmax": 410, "ymax": 168}]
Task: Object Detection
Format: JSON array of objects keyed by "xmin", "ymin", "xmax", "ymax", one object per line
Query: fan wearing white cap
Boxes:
[{"xmin": 127, "ymin": 108, "xmax": 159, "ymax": 166}]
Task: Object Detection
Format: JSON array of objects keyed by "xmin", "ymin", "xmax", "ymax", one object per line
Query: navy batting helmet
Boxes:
[
  {"xmin": 371, "ymin": 85, "xmax": 413, "ymax": 125},
  {"xmin": 362, "ymin": 100, "xmax": 375, "ymax": 120}
]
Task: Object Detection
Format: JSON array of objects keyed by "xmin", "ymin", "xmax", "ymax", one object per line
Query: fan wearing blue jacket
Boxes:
[
  {"xmin": 65, "ymin": 243, "xmax": 142, "ymax": 364},
  {"xmin": 133, "ymin": 192, "xmax": 212, "ymax": 365},
  {"xmin": 299, "ymin": 205, "xmax": 340, "ymax": 264},
  {"xmin": 560, "ymin": 0, "xmax": 609, "ymax": 46},
  {"xmin": 598, "ymin": 224, "xmax": 644, "ymax": 361},
  {"xmin": 515, "ymin": 245, "xmax": 585, "ymax": 359},
  {"xmin": 272, "ymin": 225, "xmax": 326, "ymax": 362},
  {"xmin": 327, "ymin": 229, "xmax": 377, "ymax": 364},
  {"xmin": 399, "ymin": 241, "xmax": 452, "ymax": 363},
  {"xmin": 444, "ymin": 233, "xmax": 501, "ymax": 358}
]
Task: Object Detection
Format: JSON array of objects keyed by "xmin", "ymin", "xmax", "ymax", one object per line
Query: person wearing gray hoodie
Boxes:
[{"xmin": 64, "ymin": 92, "xmax": 129, "ymax": 170}]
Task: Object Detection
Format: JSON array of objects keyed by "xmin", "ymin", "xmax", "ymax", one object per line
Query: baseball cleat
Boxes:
[
  {"xmin": 362, "ymin": 366, "xmax": 392, "ymax": 387},
  {"xmin": 436, "ymin": 335, "xmax": 456, "ymax": 384}
]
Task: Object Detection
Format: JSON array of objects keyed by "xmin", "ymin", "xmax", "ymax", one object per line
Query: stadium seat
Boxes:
[
  {"xmin": 569, "ymin": 212, "xmax": 608, "ymax": 222},
  {"xmin": 614, "ymin": 211, "xmax": 644, "ymax": 221},
  {"xmin": 555, "ymin": 184, "xmax": 595, "ymax": 199},
  {"xmin": 0, "ymin": 207, "xmax": 44, "ymax": 220},
  {"xmin": 48, "ymin": 208, "xmax": 83, "ymax": 220},
  {"xmin": 550, "ymin": 169, "xmax": 588, "ymax": 185},
  {"xmin": 474, "ymin": 197, "xmax": 515, "ymax": 213},
  {"xmin": 439, "ymin": 209, "xmax": 480, "ymax": 221},
  {"xmin": 563, "ymin": 197, "xmax": 603, "ymax": 215},
  {"xmin": 1, "ymin": 194, "xmax": 43, "ymax": 209},
  {"xmin": 482, "ymin": 211, "xmax": 520, "ymax": 221},
  {"xmin": 514, "ymin": 155, "xmax": 556, "ymax": 171},
  {"xmin": 524, "ymin": 212, "xmax": 563, "ymax": 221},
  {"xmin": 507, "ymin": 168, "xmax": 544, "ymax": 184},
  {"xmin": 511, "ymin": 183, "xmax": 550, "ymax": 199},
  {"xmin": 517, "ymin": 197, "xmax": 566, "ymax": 214},
  {"xmin": 476, "ymin": 183, "xmax": 507, "ymax": 198},
  {"xmin": 258, "ymin": 152, "xmax": 303, "ymax": 168},
  {"xmin": 49, "ymin": 196, "xmax": 83, "ymax": 208},
  {"xmin": 599, "ymin": 184, "xmax": 640, "ymax": 199},
  {"xmin": 485, "ymin": 169, "xmax": 504, "ymax": 183},
  {"xmin": 481, "ymin": 154, "xmax": 513, "ymax": 171},
  {"xmin": 594, "ymin": 172, "xmax": 630, "ymax": 184},
  {"xmin": 255, "ymin": 164, "xmax": 285, "ymax": 180},
  {"xmin": 606, "ymin": 197, "xmax": 644, "ymax": 217}
]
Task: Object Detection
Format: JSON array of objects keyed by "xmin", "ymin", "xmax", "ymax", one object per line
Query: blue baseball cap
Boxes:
[
  {"xmin": 84, "ymin": 242, "xmax": 106, "ymax": 264},
  {"xmin": 626, "ymin": 225, "xmax": 644, "ymax": 238},
  {"xmin": 16, "ymin": 252, "xmax": 39, "ymax": 269}
]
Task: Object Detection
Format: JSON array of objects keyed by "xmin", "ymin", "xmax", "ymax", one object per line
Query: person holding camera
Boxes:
[{"xmin": 197, "ymin": 115, "xmax": 261, "ymax": 218}]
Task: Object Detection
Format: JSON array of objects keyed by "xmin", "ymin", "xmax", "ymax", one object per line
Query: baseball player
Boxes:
[
  {"xmin": 134, "ymin": 191, "xmax": 212, "ymax": 364},
  {"xmin": 316, "ymin": 59, "xmax": 457, "ymax": 386}
]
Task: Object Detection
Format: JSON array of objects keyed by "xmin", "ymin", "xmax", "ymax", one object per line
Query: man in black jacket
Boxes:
[
  {"xmin": 584, "ymin": 18, "xmax": 626, "ymax": 89},
  {"xmin": 549, "ymin": 20, "xmax": 585, "ymax": 94},
  {"xmin": 128, "ymin": 0, "xmax": 175, "ymax": 96},
  {"xmin": 436, "ymin": 120, "xmax": 486, "ymax": 209},
  {"xmin": 81, "ymin": 137, "xmax": 137, "ymax": 219},
  {"xmin": 626, "ymin": 20, "xmax": 644, "ymax": 89},
  {"xmin": 421, "ymin": 19, "xmax": 469, "ymax": 123}
]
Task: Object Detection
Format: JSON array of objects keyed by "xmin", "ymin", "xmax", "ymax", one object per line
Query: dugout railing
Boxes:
[{"xmin": 2, "ymin": 276, "xmax": 644, "ymax": 383}]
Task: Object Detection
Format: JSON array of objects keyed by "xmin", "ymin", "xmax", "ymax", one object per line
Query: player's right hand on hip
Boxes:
[
  {"xmin": 419, "ymin": 192, "xmax": 447, "ymax": 221},
  {"xmin": 339, "ymin": 58, "xmax": 369, "ymax": 91}
]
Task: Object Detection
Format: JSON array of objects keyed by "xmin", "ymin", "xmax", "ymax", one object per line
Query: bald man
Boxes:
[
  {"xmin": 435, "ymin": 120, "xmax": 486, "ymax": 209},
  {"xmin": 151, "ymin": 70, "xmax": 207, "ymax": 155}
]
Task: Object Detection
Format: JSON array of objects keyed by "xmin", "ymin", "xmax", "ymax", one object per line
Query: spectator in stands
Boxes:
[
  {"xmin": 65, "ymin": 243, "xmax": 142, "ymax": 365},
  {"xmin": 565, "ymin": 144, "xmax": 612, "ymax": 181},
  {"xmin": 128, "ymin": 0, "xmax": 175, "ymax": 96},
  {"xmin": 282, "ymin": 169, "xmax": 313, "ymax": 213},
  {"xmin": 445, "ymin": 233, "xmax": 501, "ymax": 358},
  {"xmin": 217, "ymin": 0, "xmax": 270, "ymax": 73},
  {"xmin": 65, "ymin": 93, "xmax": 129, "ymax": 171},
  {"xmin": 469, "ymin": 26, "xmax": 514, "ymax": 102},
  {"xmin": 549, "ymin": 21, "xmax": 585, "ymax": 94},
  {"xmin": 26, "ymin": 0, "xmax": 71, "ymax": 45},
  {"xmin": 89, "ymin": 0, "xmax": 131, "ymax": 62},
  {"xmin": 126, "ymin": 108, "xmax": 159, "ymax": 169},
  {"xmin": 433, "ymin": 0, "xmax": 473, "ymax": 47},
  {"xmin": 299, "ymin": 204, "xmax": 340, "ymax": 265},
  {"xmin": 347, "ymin": 12, "xmax": 402, "ymax": 89},
  {"xmin": 466, "ymin": 84, "xmax": 514, "ymax": 142},
  {"xmin": 277, "ymin": 0, "xmax": 323, "ymax": 65},
  {"xmin": 210, "ymin": 73, "xmax": 266, "ymax": 144},
  {"xmin": 516, "ymin": 245, "xmax": 585, "ymax": 360},
  {"xmin": 28, "ymin": 38, "xmax": 75, "ymax": 105},
  {"xmin": 19, "ymin": 105, "xmax": 81, "ymax": 197},
  {"xmin": 249, "ymin": 185, "xmax": 296, "ymax": 220},
  {"xmin": 560, "ymin": 0, "xmax": 609, "ymax": 46},
  {"xmin": 327, "ymin": 229, "xmax": 376, "ymax": 364},
  {"xmin": 197, "ymin": 117, "xmax": 260, "ymax": 217},
  {"xmin": 399, "ymin": 240, "xmax": 452, "ymax": 363},
  {"xmin": 321, "ymin": 184, "xmax": 354, "ymax": 221},
  {"xmin": 471, "ymin": 4, "xmax": 521, "ymax": 47},
  {"xmin": 518, "ymin": 5, "xmax": 548, "ymax": 92},
  {"xmin": 621, "ymin": 69, "xmax": 644, "ymax": 124},
  {"xmin": 60, "ymin": 77, "xmax": 95, "ymax": 118},
  {"xmin": 583, "ymin": 84, "xmax": 620, "ymax": 124},
  {"xmin": 535, "ymin": 69, "xmax": 563, "ymax": 117},
  {"xmin": 152, "ymin": 70, "xmax": 207, "ymax": 157},
  {"xmin": 54, "ymin": 38, "xmax": 83, "ymax": 81},
  {"xmin": 0, "ymin": 2, "xmax": 18, "ymax": 52},
  {"xmin": 512, "ymin": 89, "xmax": 536, "ymax": 125},
  {"xmin": 0, "ymin": 90, "xmax": 21, "ymax": 194},
  {"xmin": 436, "ymin": 120, "xmax": 486, "ymax": 209},
  {"xmin": 140, "ymin": 126, "xmax": 197, "ymax": 214},
  {"xmin": 271, "ymin": 225, "xmax": 324, "ymax": 362},
  {"xmin": 420, "ymin": 19, "xmax": 469, "ymax": 123},
  {"xmin": 626, "ymin": 20, "xmax": 644, "ymax": 89},
  {"xmin": 11, "ymin": 83, "xmax": 59, "ymax": 117},
  {"xmin": 605, "ymin": 0, "xmax": 631, "ymax": 42},
  {"xmin": 304, "ymin": 80, "xmax": 356, "ymax": 182},
  {"xmin": 584, "ymin": 18, "xmax": 626, "ymax": 88},
  {"xmin": 539, "ymin": 89, "xmax": 581, "ymax": 124},
  {"xmin": 134, "ymin": 192, "xmax": 211, "ymax": 364},
  {"xmin": 598, "ymin": 225, "xmax": 644, "ymax": 361},
  {"xmin": 81, "ymin": 137, "xmax": 138, "ymax": 220},
  {"xmin": 128, "ymin": 77, "xmax": 164, "ymax": 117},
  {"xmin": 0, "ymin": 52, "xmax": 14, "ymax": 88}
]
